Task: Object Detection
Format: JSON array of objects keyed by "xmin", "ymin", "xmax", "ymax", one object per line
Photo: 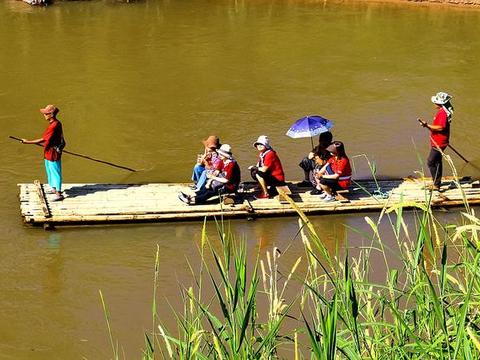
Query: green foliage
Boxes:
[{"xmin": 101, "ymin": 170, "xmax": 480, "ymax": 359}]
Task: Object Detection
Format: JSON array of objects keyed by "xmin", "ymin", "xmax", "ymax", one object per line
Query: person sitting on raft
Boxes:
[
  {"xmin": 315, "ymin": 141, "xmax": 352, "ymax": 202},
  {"xmin": 191, "ymin": 135, "xmax": 221, "ymax": 190},
  {"xmin": 179, "ymin": 144, "xmax": 241, "ymax": 205},
  {"xmin": 297, "ymin": 131, "xmax": 333, "ymax": 187},
  {"xmin": 248, "ymin": 135, "xmax": 285, "ymax": 199},
  {"xmin": 309, "ymin": 149, "xmax": 334, "ymax": 195}
]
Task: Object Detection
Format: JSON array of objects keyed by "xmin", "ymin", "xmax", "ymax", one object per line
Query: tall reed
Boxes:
[{"xmin": 101, "ymin": 157, "xmax": 480, "ymax": 359}]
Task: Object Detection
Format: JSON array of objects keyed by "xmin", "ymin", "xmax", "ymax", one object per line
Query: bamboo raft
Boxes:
[{"xmin": 18, "ymin": 177, "xmax": 480, "ymax": 228}]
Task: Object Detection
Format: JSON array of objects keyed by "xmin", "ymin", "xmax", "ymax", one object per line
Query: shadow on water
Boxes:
[{"xmin": 63, "ymin": 184, "xmax": 142, "ymax": 198}]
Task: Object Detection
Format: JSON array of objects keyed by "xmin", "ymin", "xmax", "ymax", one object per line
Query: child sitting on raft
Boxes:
[
  {"xmin": 191, "ymin": 135, "xmax": 222, "ymax": 190},
  {"xmin": 312, "ymin": 141, "xmax": 352, "ymax": 202},
  {"xmin": 179, "ymin": 144, "xmax": 241, "ymax": 205}
]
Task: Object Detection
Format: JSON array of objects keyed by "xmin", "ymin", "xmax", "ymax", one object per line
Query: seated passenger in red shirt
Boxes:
[
  {"xmin": 317, "ymin": 141, "xmax": 352, "ymax": 202},
  {"xmin": 179, "ymin": 144, "xmax": 241, "ymax": 205},
  {"xmin": 248, "ymin": 135, "xmax": 285, "ymax": 199}
]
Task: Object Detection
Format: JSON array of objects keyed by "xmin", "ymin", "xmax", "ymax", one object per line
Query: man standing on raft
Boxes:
[
  {"xmin": 22, "ymin": 105, "xmax": 65, "ymax": 201},
  {"xmin": 418, "ymin": 92, "xmax": 454, "ymax": 191}
]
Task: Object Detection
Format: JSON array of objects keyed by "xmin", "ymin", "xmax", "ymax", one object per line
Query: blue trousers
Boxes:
[
  {"xmin": 44, "ymin": 159, "xmax": 62, "ymax": 191},
  {"xmin": 192, "ymin": 164, "xmax": 205, "ymax": 183},
  {"xmin": 196, "ymin": 170, "xmax": 209, "ymax": 189}
]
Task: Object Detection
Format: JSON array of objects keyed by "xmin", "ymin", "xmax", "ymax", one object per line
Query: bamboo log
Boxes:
[{"xmin": 17, "ymin": 177, "xmax": 480, "ymax": 226}]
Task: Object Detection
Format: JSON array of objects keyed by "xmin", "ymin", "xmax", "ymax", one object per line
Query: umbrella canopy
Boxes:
[{"xmin": 286, "ymin": 115, "xmax": 333, "ymax": 139}]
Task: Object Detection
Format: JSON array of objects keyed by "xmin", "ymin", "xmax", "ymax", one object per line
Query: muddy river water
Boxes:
[{"xmin": 0, "ymin": 0, "xmax": 479, "ymax": 358}]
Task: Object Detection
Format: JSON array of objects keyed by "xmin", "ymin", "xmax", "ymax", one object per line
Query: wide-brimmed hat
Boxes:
[
  {"xmin": 40, "ymin": 104, "xmax": 59, "ymax": 115},
  {"xmin": 431, "ymin": 92, "xmax": 452, "ymax": 105},
  {"xmin": 253, "ymin": 135, "xmax": 270, "ymax": 148},
  {"xmin": 217, "ymin": 144, "xmax": 233, "ymax": 159},
  {"xmin": 202, "ymin": 135, "xmax": 220, "ymax": 149}
]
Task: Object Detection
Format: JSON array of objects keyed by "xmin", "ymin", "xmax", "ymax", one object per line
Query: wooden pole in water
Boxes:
[
  {"xmin": 448, "ymin": 144, "xmax": 469, "ymax": 163},
  {"xmin": 9, "ymin": 136, "xmax": 137, "ymax": 172}
]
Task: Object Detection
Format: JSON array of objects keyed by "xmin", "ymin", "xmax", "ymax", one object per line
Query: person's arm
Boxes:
[
  {"xmin": 256, "ymin": 151, "xmax": 272, "ymax": 172},
  {"xmin": 418, "ymin": 116, "xmax": 446, "ymax": 132},
  {"xmin": 321, "ymin": 172, "xmax": 339, "ymax": 180},
  {"xmin": 207, "ymin": 173, "xmax": 228, "ymax": 184},
  {"xmin": 320, "ymin": 161, "xmax": 340, "ymax": 180},
  {"xmin": 21, "ymin": 138, "xmax": 44, "ymax": 145}
]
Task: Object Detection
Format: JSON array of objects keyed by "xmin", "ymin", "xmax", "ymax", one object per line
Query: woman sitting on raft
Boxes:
[
  {"xmin": 179, "ymin": 144, "xmax": 241, "ymax": 205},
  {"xmin": 297, "ymin": 131, "xmax": 333, "ymax": 187},
  {"xmin": 309, "ymin": 149, "xmax": 334, "ymax": 195},
  {"xmin": 314, "ymin": 141, "xmax": 352, "ymax": 202},
  {"xmin": 191, "ymin": 135, "xmax": 221, "ymax": 190},
  {"xmin": 248, "ymin": 135, "xmax": 285, "ymax": 199}
]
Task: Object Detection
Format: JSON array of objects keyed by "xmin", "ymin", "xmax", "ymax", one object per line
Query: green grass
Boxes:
[{"xmin": 101, "ymin": 158, "xmax": 480, "ymax": 359}]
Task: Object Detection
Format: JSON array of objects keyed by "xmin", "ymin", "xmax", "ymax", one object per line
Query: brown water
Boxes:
[{"xmin": 1, "ymin": 0, "xmax": 480, "ymax": 358}]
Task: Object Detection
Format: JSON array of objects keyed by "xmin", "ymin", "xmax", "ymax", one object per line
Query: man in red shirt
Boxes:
[
  {"xmin": 248, "ymin": 135, "xmax": 285, "ymax": 199},
  {"xmin": 22, "ymin": 105, "xmax": 65, "ymax": 201},
  {"xmin": 418, "ymin": 92, "xmax": 454, "ymax": 191}
]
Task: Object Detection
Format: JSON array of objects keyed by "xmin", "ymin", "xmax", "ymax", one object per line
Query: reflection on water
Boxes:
[{"xmin": 1, "ymin": 0, "xmax": 480, "ymax": 358}]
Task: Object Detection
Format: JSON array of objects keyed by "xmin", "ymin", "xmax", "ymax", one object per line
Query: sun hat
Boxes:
[
  {"xmin": 202, "ymin": 135, "xmax": 220, "ymax": 149},
  {"xmin": 217, "ymin": 144, "xmax": 233, "ymax": 159},
  {"xmin": 40, "ymin": 104, "xmax": 59, "ymax": 115},
  {"xmin": 253, "ymin": 135, "xmax": 270, "ymax": 148},
  {"xmin": 431, "ymin": 92, "xmax": 452, "ymax": 105}
]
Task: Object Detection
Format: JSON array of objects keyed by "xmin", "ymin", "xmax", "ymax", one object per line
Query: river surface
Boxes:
[{"xmin": 1, "ymin": 0, "xmax": 480, "ymax": 358}]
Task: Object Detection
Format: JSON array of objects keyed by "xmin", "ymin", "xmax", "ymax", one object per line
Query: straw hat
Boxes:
[
  {"xmin": 40, "ymin": 104, "xmax": 59, "ymax": 115},
  {"xmin": 202, "ymin": 135, "xmax": 220, "ymax": 149}
]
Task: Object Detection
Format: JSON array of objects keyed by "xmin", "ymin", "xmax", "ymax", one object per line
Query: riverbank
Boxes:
[
  {"xmin": 374, "ymin": 0, "xmax": 480, "ymax": 7},
  {"xmin": 19, "ymin": 0, "xmax": 480, "ymax": 7}
]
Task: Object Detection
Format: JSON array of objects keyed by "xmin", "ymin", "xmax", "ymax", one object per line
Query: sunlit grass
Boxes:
[{"xmin": 100, "ymin": 157, "xmax": 480, "ymax": 359}]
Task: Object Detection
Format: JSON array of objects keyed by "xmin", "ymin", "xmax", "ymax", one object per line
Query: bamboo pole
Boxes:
[{"xmin": 9, "ymin": 136, "xmax": 137, "ymax": 172}]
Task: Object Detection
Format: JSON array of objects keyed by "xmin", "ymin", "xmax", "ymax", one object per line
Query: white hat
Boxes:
[
  {"xmin": 217, "ymin": 144, "xmax": 233, "ymax": 159},
  {"xmin": 253, "ymin": 135, "xmax": 270, "ymax": 148},
  {"xmin": 431, "ymin": 92, "xmax": 452, "ymax": 105}
]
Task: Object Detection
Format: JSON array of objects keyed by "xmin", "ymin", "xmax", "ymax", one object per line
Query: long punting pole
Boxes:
[{"xmin": 9, "ymin": 136, "xmax": 137, "ymax": 172}]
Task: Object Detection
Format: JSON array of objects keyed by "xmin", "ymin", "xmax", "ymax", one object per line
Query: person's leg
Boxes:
[
  {"xmin": 192, "ymin": 164, "xmax": 205, "ymax": 183},
  {"xmin": 44, "ymin": 159, "xmax": 53, "ymax": 191},
  {"xmin": 255, "ymin": 174, "xmax": 269, "ymax": 195},
  {"xmin": 194, "ymin": 187, "xmax": 219, "ymax": 204},
  {"xmin": 195, "ymin": 170, "xmax": 208, "ymax": 190},
  {"xmin": 298, "ymin": 157, "xmax": 315, "ymax": 186},
  {"xmin": 51, "ymin": 160, "xmax": 63, "ymax": 197},
  {"xmin": 250, "ymin": 167, "xmax": 258, "ymax": 181},
  {"xmin": 250, "ymin": 167, "xmax": 265, "ymax": 192},
  {"xmin": 427, "ymin": 148, "xmax": 442, "ymax": 188},
  {"xmin": 319, "ymin": 178, "xmax": 339, "ymax": 201},
  {"xmin": 45, "ymin": 159, "xmax": 63, "ymax": 199},
  {"xmin": 319, "ymin": 183, "xmax": 333, "ymax": 196}
]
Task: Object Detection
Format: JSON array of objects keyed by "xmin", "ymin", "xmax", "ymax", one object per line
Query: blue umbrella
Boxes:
[{"xmin": 286, "ymin": 115, "xmax": 333, "ymax": 148}]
